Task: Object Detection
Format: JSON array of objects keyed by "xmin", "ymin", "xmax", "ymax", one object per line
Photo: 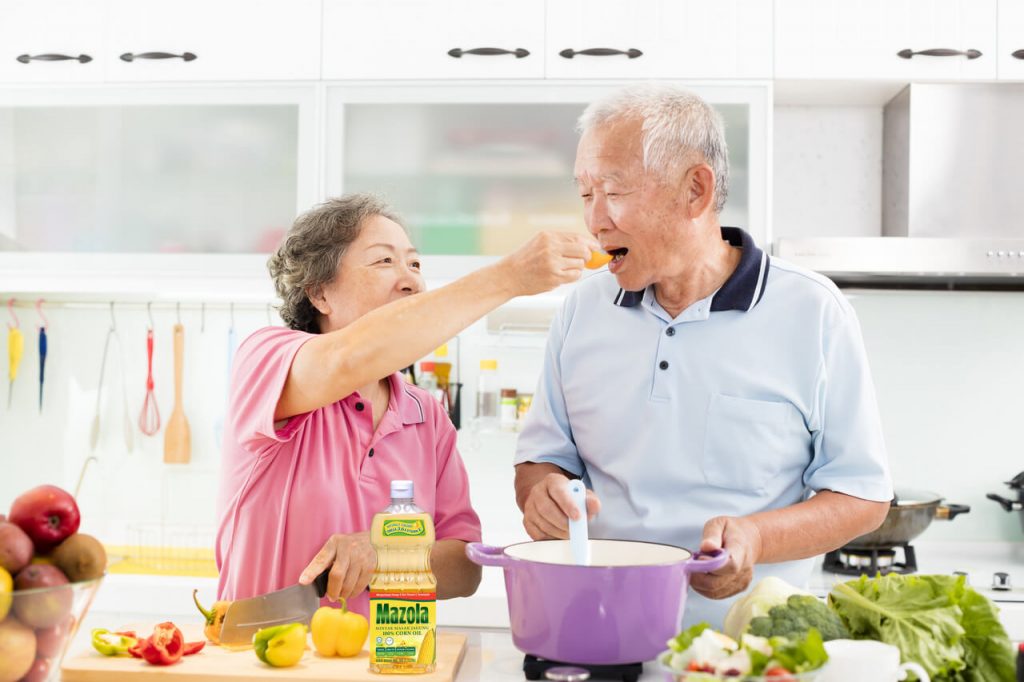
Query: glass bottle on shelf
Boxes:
[{"xmin": 475, "ymin": 359, "xmax": 499, "ymax": 431}]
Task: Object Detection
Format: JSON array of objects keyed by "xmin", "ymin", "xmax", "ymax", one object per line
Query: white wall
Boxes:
[{"xmin": 774, "ymin": 106, "xmax": 883, "ymax": 239}]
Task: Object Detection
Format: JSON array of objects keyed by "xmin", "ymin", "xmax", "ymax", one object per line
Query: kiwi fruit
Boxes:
[{"xmin": 51, "ymin": 533, "xmax": 107, "ymax": 581}]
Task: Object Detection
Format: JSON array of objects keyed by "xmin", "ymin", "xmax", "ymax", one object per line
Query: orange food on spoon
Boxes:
[{"xmin": 585, "ymin": 251, "xmax": 613, "ymax": 269}]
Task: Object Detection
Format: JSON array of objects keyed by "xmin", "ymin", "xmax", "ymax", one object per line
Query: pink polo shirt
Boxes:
[{"xmin": 215, "ymin": 326, "xmax": 482, "ymax": 617}]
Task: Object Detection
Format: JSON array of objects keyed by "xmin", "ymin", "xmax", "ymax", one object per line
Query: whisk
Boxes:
[{"xmin": 139, "ymin": 325, "xmax": 161, "ymax": 436}]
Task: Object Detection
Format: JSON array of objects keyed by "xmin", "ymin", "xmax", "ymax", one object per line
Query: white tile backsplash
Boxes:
[{"xmin": 2, "ymin": 286, "xmax": 1021, "ymax": 558}]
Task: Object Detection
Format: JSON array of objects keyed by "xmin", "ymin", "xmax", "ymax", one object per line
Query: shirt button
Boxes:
[
  {"xmin": 368, "ymin": 448, "xmax": 375, "ymax": 458},
  {"xmin": 666, "ymin": 327, "xmax": 676, "ymax": 337},
  {"xmin": 659, "ymin": 360, "xmax": 669, "ymax": 370},
  {"xmin": 355, "ymin": 402, "xmax": 365, "ymax": 411}
]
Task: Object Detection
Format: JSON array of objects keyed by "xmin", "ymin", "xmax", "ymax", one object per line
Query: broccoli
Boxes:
[{"xmin": 747, "ymin": 594, "xmax": 850, "ymax": 641}]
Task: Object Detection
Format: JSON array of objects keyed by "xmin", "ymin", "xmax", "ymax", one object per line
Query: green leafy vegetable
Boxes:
[
  {"xmin": 768, "ymin": 628, "xmax": 829, "ymax": 673},
  {"xmin": 666, "ymin": 621, "xmax": 711, "ymax": 653},
  {"xmin": 827, "ymin": 573, "xmax": 1015, "ymax": 681},
  {"xmin": 748, "ymin": 594, "xmax": 850, "ymax": 641}
]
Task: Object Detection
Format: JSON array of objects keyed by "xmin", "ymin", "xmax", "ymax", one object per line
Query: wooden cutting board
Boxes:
[{"xmin": 61, "ymin": 624, "xmax": 467, "ymax": 682}]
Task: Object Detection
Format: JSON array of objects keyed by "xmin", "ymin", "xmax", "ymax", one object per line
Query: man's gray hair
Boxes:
[
  {"xmin": 577, "ymin": 84, "xmax": 730, "ymax": 214},
  {"xmin": 268, "ymin": 194, "xmax": 402, "ymax": 333}
]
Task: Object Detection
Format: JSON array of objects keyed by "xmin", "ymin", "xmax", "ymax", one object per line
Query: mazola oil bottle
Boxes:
[{"xmin": 369, "ymin": 480, "xmax": 436, "ymax": 674}]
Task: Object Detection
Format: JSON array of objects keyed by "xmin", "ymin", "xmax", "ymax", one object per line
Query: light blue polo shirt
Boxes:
[{"xmin": 514, "ymin": 227, "xmax": 892, "ymax": 629}]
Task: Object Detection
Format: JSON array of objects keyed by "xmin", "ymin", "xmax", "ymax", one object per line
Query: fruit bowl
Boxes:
[{"xmin": 0, "ymin": 575, "xmax": 103, "ymax": 682}]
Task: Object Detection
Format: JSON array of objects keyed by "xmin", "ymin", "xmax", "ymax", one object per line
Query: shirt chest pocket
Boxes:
[{"xmin": 702, "ymin": 394, "xmax": 809, "ymax": 493}]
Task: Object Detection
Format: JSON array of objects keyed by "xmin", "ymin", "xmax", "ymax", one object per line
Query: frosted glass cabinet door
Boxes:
[
  {"xmin": 0, "ymin": 0, "xmax": 104, "ymax": 84},
  {"xmin": 0, "ymin": 101, "xmax": 302, "ymax": 252},
  {"xmin": 336, "ymin": 96, "xmax": 753, "ymax": 257}
]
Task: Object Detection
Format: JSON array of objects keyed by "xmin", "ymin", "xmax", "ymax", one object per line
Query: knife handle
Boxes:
[{"xmin": 313, "ymin": 567, "xmax": 331, "ymax": 598}]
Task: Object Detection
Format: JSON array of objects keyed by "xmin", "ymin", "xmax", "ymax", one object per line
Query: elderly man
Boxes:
[{"xmin": 513, "ymin": 84, "xmax": 893, "ymax": 627}]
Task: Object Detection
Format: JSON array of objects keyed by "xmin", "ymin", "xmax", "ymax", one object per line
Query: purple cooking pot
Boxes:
[{"xmin": 466, "ymin": 539, "xmax": 728, "ymax": 665}]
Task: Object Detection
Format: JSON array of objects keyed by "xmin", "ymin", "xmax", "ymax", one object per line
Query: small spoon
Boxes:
[{"xmin": 566, "ymin": 479, "xmax": 591, "ymax": 566}]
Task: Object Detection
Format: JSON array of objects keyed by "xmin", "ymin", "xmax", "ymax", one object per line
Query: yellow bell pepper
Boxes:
[
  {"xmin": 310, "ymin": 599, "xmax": 369, "ymax": 658},
  {"xmin": 192, "ymin": 589, "xmax": 230, "ymax": 645},
  {"xmin": 253, "ymin": 622, "xmax": 307, "ymax": 668}
]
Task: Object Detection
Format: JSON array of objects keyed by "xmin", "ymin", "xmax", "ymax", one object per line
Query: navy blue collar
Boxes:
[{"xmin": 612, "ymin": 227, "xmax": 770, "ymax": 312}]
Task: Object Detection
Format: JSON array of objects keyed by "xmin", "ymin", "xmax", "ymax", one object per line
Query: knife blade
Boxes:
[{"xmin": 219, "ymin": 569, "xmax": 330, "ymax": 648}]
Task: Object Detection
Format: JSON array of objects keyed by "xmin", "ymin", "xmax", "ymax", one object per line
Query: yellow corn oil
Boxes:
[{"xmin": 369, "ymin": 480, "xmax": 436, "ymax": 674}]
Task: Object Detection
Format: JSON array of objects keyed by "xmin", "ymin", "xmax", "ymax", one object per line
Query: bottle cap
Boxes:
[
  {"xmin": 420, "ymin": 361, "xmax": 435, "ymax": 372},
  {"xmin": 480, "ymin": 359, "xmax": 498, "ymax": 370},
  {"xmin": 391, "ymin": 480, "xmax": 414, "ymax": 499},
  {"xmin": 501, "ymin": 388, "xmax": 517, "ymax": 398}
]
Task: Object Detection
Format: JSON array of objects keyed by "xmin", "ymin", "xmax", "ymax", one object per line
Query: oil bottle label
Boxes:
[
  {"xmin": 381, "ymin": 519, "xmax": 427, "ymax": 537},
  {"xmin": 369, "ymin": 591, "xmax": 437, "ymax": 667}
]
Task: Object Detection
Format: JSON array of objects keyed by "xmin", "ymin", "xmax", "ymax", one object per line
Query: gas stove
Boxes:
[
  {"xmin": 522, "ymin": 655, "xmax": 642, "ymax": 682},
  {"xmin": 823, "ymin": 543, "xmax": 918, "ymax": 575},
  {"xmin": 814, "ymin": 541, "xmax": 1024, "ymax": 600}
]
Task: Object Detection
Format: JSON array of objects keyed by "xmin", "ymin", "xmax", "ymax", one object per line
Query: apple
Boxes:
[
  {"xmin": 18, "ymin": 658, "xmax": 50, "ymax": 682},
  {"xmin": 35, "ymin": 616, "xmax": 73, "ymax": 658},
  {"xmin": 13, "ymin": 564, "xmax": 73, "ymax": 628},
  {"xmin": 0, "ymin": 618, "xmax": 36, "ymax": 682},
  {"xmin": 8, "ymin": 485, "xmax": 80, "ymax": 553},
  {"xmin": 0, "ymin": 521, "xmax": 33, "ymax": 574}
]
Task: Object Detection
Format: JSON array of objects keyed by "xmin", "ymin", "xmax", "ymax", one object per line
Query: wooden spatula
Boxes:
[{"xmin": 164, "ymin": 323, "xmax": 191, "ymax": 464}]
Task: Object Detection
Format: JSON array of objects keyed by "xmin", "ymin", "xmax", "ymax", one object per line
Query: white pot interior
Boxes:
[{"xmin": 504, "ymin": 539, "xmax": 692, "ymax": 567}]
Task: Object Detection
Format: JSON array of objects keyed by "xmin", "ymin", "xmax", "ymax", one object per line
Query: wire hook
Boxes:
[
  {"xmin": 7, "ymin": 298, "xmax": 19, "ymax": 329},
  {"xmin": 109, "ymin": 301, "xmax": 117, "ymax": 332},
  {"xmin": 229, "ymin": 302, "xmax": 235, "ymax": 330},
  {"xmin": 35, "ymin": 298, "xmax": 49, "ymax": 329},
  {"xmin": 176, "ymin": 302, "xmax": 182, "ymax": 325},
  {"xmin": 146, "ymin": 302, "xmax": 154, "ymax": 330},
  {"xmin": 266, "ymin": 303, "xmax": 272, "ymax": 326},
  {"xmin": 200, "ymin": 303, "xmax": 206, "ymax": 333}
]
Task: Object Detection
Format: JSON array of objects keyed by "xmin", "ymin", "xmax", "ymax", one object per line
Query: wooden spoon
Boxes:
[{"xmin": 163, "ymin": 323, "xmax": 191, "ymax": 464}]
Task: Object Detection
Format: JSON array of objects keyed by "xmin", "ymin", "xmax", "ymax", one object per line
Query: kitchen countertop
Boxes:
[{"xmin": 66, "ymin": 617, "xmax": 672, "ymax": 681}]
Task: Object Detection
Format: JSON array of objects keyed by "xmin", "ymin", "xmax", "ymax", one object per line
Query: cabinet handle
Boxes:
[
  {"xmin": 447, "ymin": 47, "xmax": 529, "ymax": 59},
  {"xmin": 1013, "ymin": 49, "xmax": 1024, "ymax": 60},
  {"xmin": 896, "ymin": 48, "xmax": 982, "ymax": 60},
  {"xmin": 16, "ymin": 53, "xmax": 92, "ymax": 64},
  {"xmin": 559, "ymin": 47, "xmax": 642, "ymax": 59},
  {"xmin": 120, "ymin": 51, "xmax": 197, "ymax": 62}
]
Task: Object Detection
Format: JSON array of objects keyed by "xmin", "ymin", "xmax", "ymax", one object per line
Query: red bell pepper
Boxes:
[
  {"xmin": 183, "ymin": 640, "xmax": 206, "ymax": 656},
  {"xmin": 140, "ymin": 622, "xmax": 184, "ymax": 666}
]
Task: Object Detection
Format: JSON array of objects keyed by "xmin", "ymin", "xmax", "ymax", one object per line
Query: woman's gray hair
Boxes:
[
  {"xmin": 268, "ymin": 194, "xmax": 402, "ymax": 333},
  {"xmin": 577, "ymin": 84, "xmax": 730, "ymax": 214}
]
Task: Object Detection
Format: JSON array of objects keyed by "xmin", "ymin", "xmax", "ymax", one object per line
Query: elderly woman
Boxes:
[{"xmin": 215, "ymin": 194, "xmax": 597, "ymax": 615}]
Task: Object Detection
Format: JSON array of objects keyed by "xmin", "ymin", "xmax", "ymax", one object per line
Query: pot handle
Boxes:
[
  {"xmin": 682, "ymin": 548, "xmax": 729, "ymax": 574},
  {"xmin": 466, "ymin": 542, "xmax": 511, "ymax": 567},
  {"xmin": 935, "ymin": 503, "xmax": 970, "ymax": 520},
  {"xmin": 987, "ymin": 493, "xmax": 1023, "ymax": 512}
]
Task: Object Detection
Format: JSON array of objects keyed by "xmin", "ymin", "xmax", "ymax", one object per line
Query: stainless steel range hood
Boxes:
[{"xmin": 775, "ymin": 84, "xmax": 1024, "ymax": 288}]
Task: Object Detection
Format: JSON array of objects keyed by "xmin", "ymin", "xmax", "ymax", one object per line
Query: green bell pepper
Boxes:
[
  {"xmin": 253, "ymin": 622, "xmax": 307, "ymax": 668},
  {"xmin": 91, "ymin": 628, "xmax": 139, "ymax": 656}
]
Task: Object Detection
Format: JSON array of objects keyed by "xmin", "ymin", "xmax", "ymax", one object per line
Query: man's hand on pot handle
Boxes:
[
  {"xmin": 690, "ymin": 516, "xmax": 764, "ymax": 600},
  {"xmin": 522, "ymin": 472, "xmax": 602, "ymax": 540},
  {"xmin": 299, "ymin": 531, "xmax": 376, "ymax": 603}
]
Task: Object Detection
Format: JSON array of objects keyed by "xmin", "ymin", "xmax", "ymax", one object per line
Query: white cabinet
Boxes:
[
  {"xmin": 999, "ymin": 0, "xmax": 1024, "ymax": 79},
  {"xmin": 322, "ymin": 0, "xmax": 545, "ymax": 80},
  {"xmin": 545, "ymin": 0, "xmax": 772, "ymax": 79},
  {"xmin": 0, "ymin": 1, "xmax": 105, "ymax": 84},
  {"xmin": 0, "ymin": 86, "xmax": 318, "ymax": 253},
  {"xmin": 103, "ymin": 0, "xmax": 321, "ymax": 82},
  {"xmin": 0, "ymin": 0, "xmax": 321, "ymax": 84},
  {"xmin": 775, "ymin": 0, "xmax": 998, "ymax": 80}
]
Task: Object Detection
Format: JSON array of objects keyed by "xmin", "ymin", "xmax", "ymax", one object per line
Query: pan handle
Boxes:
[
  {"xmin": 935, "ymin": 503, "xmax": 970, "ymax": 520},
  {"xmin": 987, "ymin": 493, "xmax": 1024, "ymax": 512},
  {"xmin": 466, "ymin": 542, "xmax": 512, "ymax": 567},
  {"xmin": 682, "ymin": 548, "xmax": 729, "ymax": 574}
]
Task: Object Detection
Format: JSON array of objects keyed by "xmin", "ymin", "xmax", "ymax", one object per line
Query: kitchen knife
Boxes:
[{"xmin": 219, "ymin": 569, "xmax": 330, "ymax": 648}]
